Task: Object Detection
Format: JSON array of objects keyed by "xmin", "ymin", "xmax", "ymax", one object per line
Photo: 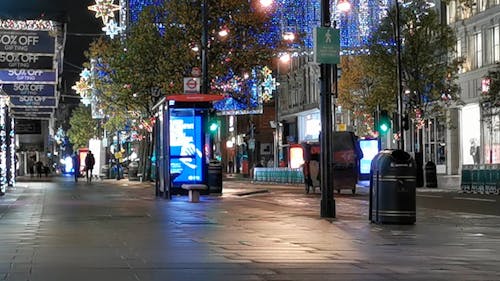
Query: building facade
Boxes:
[{"xmin": 447, "ymin": 0, "xmax": 500, "ymax": 168}]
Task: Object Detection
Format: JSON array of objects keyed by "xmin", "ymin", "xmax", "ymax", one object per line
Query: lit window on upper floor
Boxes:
[
  {"xmin": 478, "ymin": 0, "xmax": 487, "ymax": 11},
  {"xmin": 474, "ymin": 32, "xmax": 483, "ymax": 68},
  {"xmin": 493, "ymin": 26, "xmax": 499, "ymax": 63},
  {"xmin": 447, "ymin": 1, "xmax": 457, "ymax": 24},
  {"xmin": 485, "ymin": 26, "xmax": 499, "ymax": 64}
]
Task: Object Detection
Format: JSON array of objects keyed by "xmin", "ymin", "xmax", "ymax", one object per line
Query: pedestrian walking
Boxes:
[
  {"xmin": 72, "ymin": 152, "xmax": 79, "ymax": 182},
  {"xmin": 29, "ymin": 161, "xmax": 34, "ymax": 178},
  {"xmin": 35, "ymin": 161, "xmax": 43, "ymax": 178},
  {"xmin": 85, "ymin": 151, "xmax": 95, "ymax": 182}
]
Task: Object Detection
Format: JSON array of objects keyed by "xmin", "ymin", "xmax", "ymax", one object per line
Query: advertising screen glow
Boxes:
[
  {"xmin": 359, "ymin": 139, "xmax": 379, "ymax": 175},
  {"xmin": 169, "ymin": 113, "xmax": 204, "ymax": 184}
]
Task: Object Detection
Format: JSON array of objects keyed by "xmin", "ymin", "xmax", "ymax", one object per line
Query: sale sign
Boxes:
[
  {"xmin": 0, "ymin": 52, "xmax": 54, "ymax": 69},
  {"xmin": 0, "ymin": 30, "xmax": 55, "ymax": 54},
  {"xmin": 1, "ymin": 84, "xmax": 56, "ymax": 97},
  {"xmin": 10, "ymin": 96, "xmax": 57, "ymax": 107},
  {"xmin": 0, "ymin": 69, "xmax": 57, "ymax": 84}
]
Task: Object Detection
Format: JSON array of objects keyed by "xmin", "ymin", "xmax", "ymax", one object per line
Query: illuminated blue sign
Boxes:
[
  {"xmin": 169, "ymin": 112, "xmax": 204, "ymax": 184},
  {"xmin": 0, "ymin": 69, "xmax": 56, "ymax": 84},
  {"xmin": 359, "ymin": 139, "xmax": 379, "ymax": 175}
]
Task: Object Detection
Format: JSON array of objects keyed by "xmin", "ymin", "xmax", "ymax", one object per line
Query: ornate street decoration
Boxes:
[
  {"xmin": 260, "ymin": 66, "xmax": 275, "ymax": 103},
  {"xmin": 88, "ymin": 0, "xmax": 120, "ymax": 25},
  {"xmin": 72, "ymin": 79, "xmax": 91, "ymax": 97},
  {"xmin": 81, "ymin": 96, "xmax": 92, "ymax": 106},
  {"xmin": 80, "ymin": 68, "xmax": 92, "ymax": 81},
  {"xmin": 102, "ymin": 19, "xmax": 124, "ymax": 39}
]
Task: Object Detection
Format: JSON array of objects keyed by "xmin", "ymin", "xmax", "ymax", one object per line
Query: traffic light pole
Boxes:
[{"xmin": 320, "ymin": 0, "xmax": 335, "ymax": 218}]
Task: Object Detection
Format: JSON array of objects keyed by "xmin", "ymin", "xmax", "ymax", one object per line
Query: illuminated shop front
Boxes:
[{"xmin": 460, "ymin": 104, "xmax": 481, "ymax": 165}]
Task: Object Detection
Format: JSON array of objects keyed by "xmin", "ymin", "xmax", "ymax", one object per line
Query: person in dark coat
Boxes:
[
  {"xmin": 85, "ymin": 151, "xmax": 95, "ymax": 182},
  {"xmin": 35, "ymin": 161, "xmax": 43, "ymax": 178},
  {"xmin": 72, "ymin": 152, "xmax": 79, "ymax": 182}
]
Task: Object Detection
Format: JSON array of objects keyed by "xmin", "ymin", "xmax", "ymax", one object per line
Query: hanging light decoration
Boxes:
[
  {"xmin": 102, "ymin": 19, "xmax": 124, "ymax": 39},
  {"xmin": 72, "ymin": 79, "xmax": 91, "ymax": 97},
  {"xmin": 80, "ymin": 68, "xmax": 92, "ymax": 80},
  {"xmin": 88, "ymin": 0, "xmax": 120, "ymax": 25},
  {"xmin": 0, "ymin": 96, "xmax": 8, "ymax": 194}
]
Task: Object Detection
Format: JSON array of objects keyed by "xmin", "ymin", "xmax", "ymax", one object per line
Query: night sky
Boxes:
[{"xmin": 1, "ymin": 0, "xmax": 103, "ymax": 94}]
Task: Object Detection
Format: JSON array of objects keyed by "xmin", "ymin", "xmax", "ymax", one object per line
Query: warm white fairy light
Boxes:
[
  {"xmin": 119, "ymin": 0, "xmax": 128, "ymax": 32},
  {"xmin": 0, "ymin": 19, "xmax": 55, "ymax": 31}
]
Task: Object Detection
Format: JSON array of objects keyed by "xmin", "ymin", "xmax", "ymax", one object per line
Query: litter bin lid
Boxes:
[
  {"xmin": 371, "ymin": 149, "xmax": 415, "ymax": 174},
  {"xmin": 425, "ymin": 161, "xmax": 436, "ymax": 168}
]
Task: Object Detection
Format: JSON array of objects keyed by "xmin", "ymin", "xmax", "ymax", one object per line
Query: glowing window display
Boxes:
[
  {"xmin": 169, "ymin": 110, "xmax": 204, "ymax": 184},
  {"xmin": 461, "ymin": 104, "xmax": 481, "ymax": 165},
  {"xmin": 359, "ymin": 139, "xmax": 379, "ymax": 175},
  {"xmin": 299, "ymin": 111, "xmax": 321, "ymax": 142}
]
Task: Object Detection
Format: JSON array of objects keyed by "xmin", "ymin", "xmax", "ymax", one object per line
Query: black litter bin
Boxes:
[
  {"xmin": 369, "ymin": 149, "xmax": 416, "ymax": 224},
  {"xmin": 207, "ymin": 160, "xmax": 223, "ymax": 194},
  {"xmin": 425, "ymin": 161, "xmax": 437, "ymax": 188}
]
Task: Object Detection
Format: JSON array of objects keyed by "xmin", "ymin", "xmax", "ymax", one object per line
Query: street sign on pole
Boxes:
[
  {"xmin": 183, "ymin": 77, "xmax": 200, "ymax": 94},
  {"xmin": 314, "ymin": 27, "xmax": 340, "ymax": 64}
]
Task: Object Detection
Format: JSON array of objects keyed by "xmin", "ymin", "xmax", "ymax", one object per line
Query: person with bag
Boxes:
[{"xmin": 85, "ymin": 151, "xmax": 95, "ymax": 182}]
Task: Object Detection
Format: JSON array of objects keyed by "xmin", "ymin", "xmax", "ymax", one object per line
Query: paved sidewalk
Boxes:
[{"xmin": 1, "ymin": 175, "xmax": 498, "ymax": 281}]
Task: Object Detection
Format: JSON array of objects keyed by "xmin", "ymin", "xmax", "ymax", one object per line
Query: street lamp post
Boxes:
[
  {"xmin": 395, "ymin": 1, "xmax": 404, "ymax": 150},
  {"xmin": 320, "ymin": 0, "xmax": 335, "ymax": 218},
  {"xmin": 201, "ymin": 0, "xmax": 209, "ymax": 95},
  {"xmin": 274, "ymin": 53, "xmax": 290, "ymax": 168}
]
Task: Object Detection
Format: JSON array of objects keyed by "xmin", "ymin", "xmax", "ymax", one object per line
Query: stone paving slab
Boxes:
[{"xmin": 0, "ymin": 176, "xmax": 499, "ymax": 281}]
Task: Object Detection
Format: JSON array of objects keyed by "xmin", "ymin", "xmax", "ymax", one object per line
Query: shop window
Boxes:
[
  {"xmin": 482, "ymin": 111, "xmax": 500, "ymax": 164},
  {"xmin": 424, "ymin": 118, "xmax": 447, "ymax": 166},
  {"xmin": 485, "ymin": 26, "xmax": 499, "ymax": 64}
]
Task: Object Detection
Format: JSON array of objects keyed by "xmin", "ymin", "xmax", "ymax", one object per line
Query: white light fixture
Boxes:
[
  {"xmin": 218, "ymin": 28, "xmax": 229, "ymax": 37},
  {"xmin": 279, "ymin": 53, "xmax": 290, "ymax": 63},
  {"xmin": 337, "ymin": 0, "xmax": 351, "ymax": 13},
  {"xmin": 260, "ymin": 0, "xmax": 273, "ymax": 8},
  {"xmin": 283, "ymin": 32, "xmax": 295, "ymax": 41}
]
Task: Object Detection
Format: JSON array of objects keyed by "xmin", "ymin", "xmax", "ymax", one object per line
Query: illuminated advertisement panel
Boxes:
[
  {"xmin": 359, "ymin": 139, "xmax": 379, "ymax": 176},
  {"xmin": 289, "ymin": 145, "xmax": 304, "ymax": 169},
  {"xmin": 169, "ymin": 111, "xmax": 204, "ymax": 184}
]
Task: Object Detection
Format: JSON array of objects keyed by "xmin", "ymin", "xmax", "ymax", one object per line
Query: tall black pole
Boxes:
[
  {"xmin": 201, "ymin": 0, "xmax": 209, "ymax": 95},
  {"xmin": 395, "ymin": 1, "xmax": 404, "ymax": 150},
  {"xmin": 320, "ymin": 0, "xmax": 335, "ymax": 218}
]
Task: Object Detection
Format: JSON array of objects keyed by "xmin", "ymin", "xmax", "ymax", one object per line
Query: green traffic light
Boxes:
[
  {"xmin": 379, "ymin": 123, "xmax": 389, "ymax": 133},
  {"xmin": 377, "ymin": 110, "xmax": 391, "ymax": 135},
  {"xmin": 209, "ymin": 122, "xmax": 218, "ymax": 132}
]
